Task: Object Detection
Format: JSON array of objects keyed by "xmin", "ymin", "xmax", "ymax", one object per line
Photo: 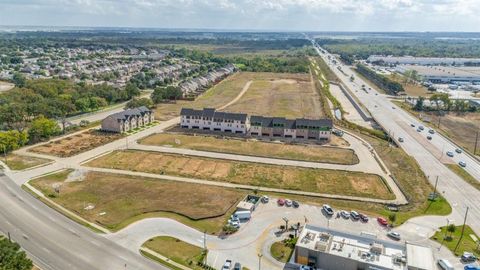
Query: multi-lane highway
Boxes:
[
  {"xmin": 0, "ymin": 173, "xmax": 166, "ymax": 270},
  {"xmin": 311, "ymin": 40, "xmax": 480, "ymax": 234}
]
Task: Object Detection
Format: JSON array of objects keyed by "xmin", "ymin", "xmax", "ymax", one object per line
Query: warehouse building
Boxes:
[
  {"xmin": 396, "ymin": 65, "xmax": 480, "ymax": 83},
  {"xmin": 368, "ymin": 55, "xmax": 480, "ymax": 66}
]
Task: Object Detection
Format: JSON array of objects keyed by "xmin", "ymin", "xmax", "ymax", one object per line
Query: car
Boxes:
[
  {"xmin": 277, "ymin": 198, "xmax": 285, "ymax": 206},
  {"xmin": 398, "ymin": 137, "xmax": 404, "ymax": 142},
  {"xmin": 428, "ymin": 129, "xmax": 435, "ymax": 134},
  {"xmin": 459, "ymin": 161, "xmax": 467, "ymax": 167},
  {"xmin": 456, "ymin": 148, "xmax": 463, "ymax": 154},
  {"xmin": 359, "ymin": 213, "xmax": 369, "ymax": 222},
  {"xmin": 417, "ymin": 128, "xmax": 422, "ymax": 132},
  {"xmin": 427, "ymin": 135, "xmax": 432, "ymax": 140},
  {"xmin": 410, "ymin": 123, "xmax": 416, "ymax": 127},
  {"xmin": 377, "ymin": 217, "xmax": 388, "ymax": 226},
  {"xmin": 446, "ymin": 151, "xmax": 454, "ymax": 157},
  {"xmin": 419, "ymin": 126, "xmax": 424, "ymax": 130},
  {"xmin": 299, "ymin": 265, "xmax": 315, "ymax": 270},
  {"xmin": 387, "ymin": 231, "xmax": 401, "ymax": 240},
  {"xmin": 222, "ymin": 259, "xmax": 232, "ymax": 270},
  {"xmin": 340, "ymin": 210, "xmax": 350, "ymax": 219},
  {"xmin": 230, "ymin": 215, "xmax": 240, "ymax": 223},
  {"xmin": 322, "ymin": 204, "xmax": 334, "ymax": 216},
  {"xmin": 392, "ymin": 106, "xmax": 396, "ymax": 109},
  {"xmin": 228, "ymin": 220, "xmax": 240, "ymax": 228},
  {"xmin": 350, "ymin": 211, "xmax": 360, "ymax": 220},
  {"xmin": 285, "ymin": 199, "xmax": 293, "ymax": 207},
  {"xmin": 461, "ymin": 252, "xmax": 477, "ymax": 262},
  {"xmin": 261, "ymin": 196, "xmax": 269, "ymax": 203},
  {"xmin": 437, "ymin": 259, "xmax": 454, "ymax": 270},
  {"xmin": 292, "ymin": 200, "xmax": 300, "ymax": 208},
  {"xmin": 464, "ymin": 265, "xmax": 480, "ymax": 270},
  {"xmin": 233, "ymin": 262, "xmax": 241, "ymax": 270}
]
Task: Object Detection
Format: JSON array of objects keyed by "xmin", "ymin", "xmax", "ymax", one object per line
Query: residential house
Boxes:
[
  {"xmin": 101, "ymin": 106, "xmax": 154, "ymax": 133},
  {"xmin": 180, "ymin": 108, "xmax": 248, "ymax": 134}
]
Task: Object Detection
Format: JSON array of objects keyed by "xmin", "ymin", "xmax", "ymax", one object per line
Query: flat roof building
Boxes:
[
  {"xmin": 295, "ymin": 225, "xmax": 434, "ymax": 270},
  {"xmin": 396, "ymin": 65, "xmax": 480, "ymax": 83},
  {"xmin": 368, "ymin": 55, "xmax": 480, "ymax": 66}
]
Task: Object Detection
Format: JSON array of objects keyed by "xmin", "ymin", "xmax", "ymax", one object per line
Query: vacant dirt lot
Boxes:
[
  {"xmin": 140, "ymin": 133, "xmax": 358, "ymax": 165},
  {"xmin": 224, "ymin": 72, "xmax": 324, "ymax": 118},
  {"xmin": 30, "ymin": 130, "xmax": 123, "ymax": 157},
  {"xmin": 87, "ymin": 150, "xmax": 393, "ymax": 200},
  {"xmin": 30, "ymin": 171, "xmax": 244, "ymax": 232}
]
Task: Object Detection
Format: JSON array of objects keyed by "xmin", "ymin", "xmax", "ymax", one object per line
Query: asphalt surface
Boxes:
[
  {"xmin": 312, "ymin": 40, "xmax": 479, "ymax": 234},
  {"xmin": 0, "ymin": 174, "xmax": 166, "ymax": 270}
]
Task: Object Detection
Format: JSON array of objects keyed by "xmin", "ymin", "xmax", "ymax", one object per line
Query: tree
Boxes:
[
  {"xmin": 447, "ymin": 224, "xmax": 456, "ymax": 239},
  {"xmin": 413, "ymin": 97, "xmax": 425, "ymax": 111},
  {"xmin": 125, "ymin": 98, "xmax": 154, "ymax": 109},
  {"xmin": 0, "ymin": 237, "xmax": 33, "ymax": 270},
  {"xmin": 151, "ymin": 86, "xmax": 183, "ymax": 103},
  {"xmin": 0, "ymin": 130, "xmax": 28, "ymax": 153},
  {"xmin": 28, "ymin": 116, "xmax": 60, "ymax": 143},
  {"xmin": 12, "ymin": 72, "xmax": 26, "ymax": 88},
  {"xmin": 125, "ymin": 82, "xmax": 140, "ymax": 98},
  {"xmin": 388, "ymin": 213, "xmax": 397, "ymax": 226}
]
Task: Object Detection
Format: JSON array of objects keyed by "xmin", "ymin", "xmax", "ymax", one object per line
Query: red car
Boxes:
[
  {"xmin": 277, "ymin": 198, "xmax": 285, "ymax": 206},
  {"xmin": 377, "ymin": 217, "xmax": 388, "ymax": 226}
]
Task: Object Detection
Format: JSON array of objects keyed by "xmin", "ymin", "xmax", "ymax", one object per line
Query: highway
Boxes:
[
  {"xmin": 0, "ymin": 173, "xmax": 166, "ymax": 270},
  {"xmin": 311, "ymin": 40, "xmax": 480, "ymax": 234}
]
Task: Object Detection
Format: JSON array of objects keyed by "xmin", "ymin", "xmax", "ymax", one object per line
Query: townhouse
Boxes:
[
  {"xmin": 101, "ymin": 106, "xmax": 155, "ymax": 133},
  {"xmin": 180, "ymin": 108, "xmax": 333, "ymax": 141}
]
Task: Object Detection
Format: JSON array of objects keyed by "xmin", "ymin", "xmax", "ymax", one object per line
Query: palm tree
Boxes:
[
  {"xmin": 446, "ymin": 224, "xmax": 456, "ymax": 240},
  {"xmin": 388, "ymin": 213, "xmax": 397, "ymax": 227}
]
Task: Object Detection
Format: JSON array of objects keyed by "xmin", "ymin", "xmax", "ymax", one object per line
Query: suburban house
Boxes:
[
  {"xmin": 180, "ymin": 108, "xmax": 333, "ymax": 141},
  {"xmin": 180, "ymin": 108, "xmax": 248, "ymax": 134},
  {"xmin": 101, "ymin": 106, "xmax": 154, "ymax": 133}
]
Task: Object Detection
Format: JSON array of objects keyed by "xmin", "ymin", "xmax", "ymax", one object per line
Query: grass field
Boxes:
[
  {"xmin": 224, "ymin": 72, "xmax": 324, "ymax": 119},
  {"xmin": 270, "ymin": 241, "xmax": 294, "ymax": 263},
  {"xmin": 30, "ymin": 130, "xmax": 123, "ymax": 157},
  {"xmin": 388, "ymin": 74, "xmax": 432, "ymax": 97},
  {"xmin": 139, "ymin": 133, "xmax": 358, "ymax": 165},
  {"xmin": 30, "ymin": 171, "xmax": 245, "ymax": 233},
  {"xmin": 4, "ymin": 154, "xmax": 51, "ymax": 170},
  {"xmin": 394, "ymin": 101, "xmax": 480, "ymax": 157},
  {"xmin": 446, "ymin": 164, "xmax": 480, "ymax": 191},
  {"xmin": 432, "ymin": 225, "xmax": 480, "ymax": 257},
  {"xmin": 143, "ymin": 236, "xmax": 204, "ymax": 270},
  {"xmin": 86, "ymin": 150, "xmax": 393, "ymax": 200}
]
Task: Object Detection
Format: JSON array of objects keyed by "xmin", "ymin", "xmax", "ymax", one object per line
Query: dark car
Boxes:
[
  {"xmin": 292, "ymin": 200, "xmax": 300, "ymax": 208},
  {"xmin": 233, "ymin": 262, "xmax": 241, "ymax": 270},
  {"xmin": 461, "ymin": 252, "xmax": 477, "ymax": 262},
  {"xmin": 359, "ymin": 213, "xmax": 369, "ymax": 222},
  {"xmin": 427, "ymin": 135, "xmax": 432, "ymax": 140}
]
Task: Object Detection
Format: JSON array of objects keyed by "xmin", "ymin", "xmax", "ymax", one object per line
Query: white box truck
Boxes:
[{"xmin": 233, "ymin": 210, "xmax": 251, "ymax": 221}]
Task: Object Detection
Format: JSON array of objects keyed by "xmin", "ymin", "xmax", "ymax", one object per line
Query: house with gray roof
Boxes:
[
  {"xmin": 180, "ymin": 108, "xmax": 248, "ymax": 134},
  {"xmin": 101, "ymin": 106, "xmax": 154, "ymax": 133}
]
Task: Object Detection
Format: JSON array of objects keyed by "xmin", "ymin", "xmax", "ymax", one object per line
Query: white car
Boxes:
[
  {"xmin": 299, "ymin": 266, "xmax": 315, "ymax": 270},
  {"xmin": 340, "ymin": 210, "xmax": 350, "ymax": 219},
  {"xmin": 459, "ymin": 161, "xmax": 467, "ymax": 167},
  {"xmin": 387, "ymin": 231, "xmax": 401, "ymax": 240},
  {"xmin": 222, "ymin": 259, "xmax": 232, "ymax": 270},
  {"xmin": 285, "ymin": 199, "xmax": 293, "ymax": 207},
  {"xmin": 261, "ymin": 196, "xmax": 269, "ymax": 203}
]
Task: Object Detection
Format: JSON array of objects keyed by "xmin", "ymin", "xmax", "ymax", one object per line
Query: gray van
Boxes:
[{"xmin": 437, "ymin": 259, "xmax": 454, "ymax": 270}]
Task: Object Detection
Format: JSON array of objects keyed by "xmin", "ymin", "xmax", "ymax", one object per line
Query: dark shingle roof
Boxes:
[
  {"xmin": 223, "ymin": 112, "xmax": 247, "ymax": 122},
  {"xmin": 109, "ymin": 107, "xmax": 152, "ymax": 121}
]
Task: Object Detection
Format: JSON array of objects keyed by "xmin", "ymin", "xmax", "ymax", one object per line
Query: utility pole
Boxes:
[
  {"xmin": 454, "ymin": 206, "xmax": 469, "ymax": 253},
  {"xmin": 474, "ymin": 131, "xmax": 479, "ymax": 155},
  {"xmin": 258, "ymin": 253, "xmax": 263, "ymax": 270},
  {"xmin": 433, "ymin": 176, "xmax": 439, "ymax": 197}
]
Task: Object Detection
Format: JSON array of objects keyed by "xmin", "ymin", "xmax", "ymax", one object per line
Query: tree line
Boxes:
[
  {"xmin": 355, "ymin": 64, "xmax": 404, "ymax": 95},
  {"xmin": 413, "ymin": 93, "xmax": 478, "ymax": 112},
  {"xmin": 0, "ymin": 237, "xmax": 33, "ymax": 270}
]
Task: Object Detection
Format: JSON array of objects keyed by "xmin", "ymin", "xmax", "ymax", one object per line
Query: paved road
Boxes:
[
  {"xmin": 0, "ymin": 174, "xmax": 165, "ymax": 270},
  {"xmin": 312, "ymin": 40, "xmax": 479, "ymax": 234}
]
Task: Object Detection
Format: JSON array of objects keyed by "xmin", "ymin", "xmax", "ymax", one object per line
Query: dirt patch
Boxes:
[
  {"xmin": 0, "ymin": 81, "xmax": 14, "ymax": 92},
  {"xmin": 30, "ymin": 130, "xmax": 123, "ymax": 157}
]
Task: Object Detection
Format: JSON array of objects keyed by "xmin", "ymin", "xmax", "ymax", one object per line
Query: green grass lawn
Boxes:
[
  {"xmin": 270, "ymin": 241, "xmax": 294, "ymax": 263},
  {"xmin": 432, "ymin": 225, "xmax": 480, "ymax": 257},
  {"xmin": 5, "ymin": 154, "xmax": 51, "ymax": 170},
  {"xmin": 143, "ymin": 236, "xmax": 205, "ymax": 270},
  {"xmin": 446, "ymin": 164, "xmax": 480, "ymax": 191}
]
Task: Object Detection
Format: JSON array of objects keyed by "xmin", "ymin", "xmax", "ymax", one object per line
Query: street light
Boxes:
[{"xmin": 258, "ymin": 253, "xmax": 263, "ymax": 270}]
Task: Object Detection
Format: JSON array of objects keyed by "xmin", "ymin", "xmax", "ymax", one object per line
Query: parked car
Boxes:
[
  {"xmin": 292, "ymin": 200, "xmax": 300, "ymax": 208},
  {"xmin": 299, "ymin": 265, "xmax": 315, "ymax": 270},
  {"xmin": 446, "ymin": 151, "xmax": 454, "ymax": 157},
  {"xmin": 350, "ymin": 211, "xmax": 360, "ymax": 220},
  {"xmin": 228, "ymin": 220, "xmax": 240, "ymax": 228},
  {"xmin": 419, "ymin": 126, "xmax": 424, "ymax": 130},
  {"xmin": 359, "ymin": 213, "xmax": 369, "ymax": 222},
  {"xmin": 459, "ymin": 161, "xmax": 467, "ymax": 167},
  {"xmin": 437, "ymin": 259, "xmax": 454, "ymax": 270},
  {"xmin": 277, "ymin": 198, "xmax": 285, "ymax": 206},
  {"xmin": 456, "ymin": 148, "xmax": 463, "ymax": 154},
  {"xmin": 322, "ymin": 204, "xmax": 334, "ymax": 216},
  {"xmin": 417, "ymin": 128, "xmax": 422, "ymax": 132},
  {"xmin": 410, "ymin": 123, "xmax": 416, "ymax": 127},
  {"xmin": 461, "ymin": 252, "xmax": 477, "ymax": 262},
  {"xmin": 429, "ymin": 129, "xmax": 435, "ymax": 134},
  {"xmin": 398, "ymin": 137, "xmax": 404, "ymax": 142},
  {"xmin": 387, "ymin": 231, "xmax": 401, "ymax": 240},
  {"xmin": 222, "ymin": 259, "xmax": 232, "ymax": 270},
  {"xmin": 427, "ymin": 135, "xmax": 432, "ymax": 140},
  {"xmin": 233, "ymin": 262, "xmax": 241, "ymax": 270},
  {"xmin": 377, "ymin": 217, "xmax": 388, "ymax": 226},
  {"xmin": 285, "ymin": 199, "xmax": 293, "ymax": 207},
  {"xmin": 230, "ymin": 215, "xmax": 240, "ymax": 223},
  {"xmin": 464, "ymin": 265, "xmax": 480, "ymax": 270},
  {"xmin": 261, "ymin": 196, "xmax": 269, "ymax": 203},
  {"xmin": 340, "ymin": 210, "xmax": 350, "ymax": 219}
]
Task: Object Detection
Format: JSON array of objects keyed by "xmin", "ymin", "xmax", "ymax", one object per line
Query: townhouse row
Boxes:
[
  {"xmin": 101, "ymin": 106, "xmax": 155, "ymax": 133},
  {"xmin": 180, "ymin": 108, "xmax": 332, "ymax": 141}
]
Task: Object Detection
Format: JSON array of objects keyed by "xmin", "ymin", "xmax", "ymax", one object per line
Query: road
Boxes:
[
  {"xmin": 0, "ymin": 174, "xmax": 165, "ymax": 270},
  {"xmin": 312, "ymin": 40, "xmax": 479, "ymax": 234}
]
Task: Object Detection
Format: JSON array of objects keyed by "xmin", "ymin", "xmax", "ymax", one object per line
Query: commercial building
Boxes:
[
  {"xmin": 180, "ymin": 108, "xmax": 332, "ymax": 141},
  {"xmin": 101, "ymin": 106, "xmax": 154, "ymax": 133},
  {"xmin": 295, "ymin": 225, "xmax": 434, "ymax": 270},
  {"xmin": 368, "ymin": 55, "xmax": 480, "ymax": 66},
  {"xmin": 396, "ymin": 65, "xmax": 480, "ymax": 83}
]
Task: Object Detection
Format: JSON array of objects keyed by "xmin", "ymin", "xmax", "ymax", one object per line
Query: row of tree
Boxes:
[
  {"xmin": 232, "ymin": 56, "xmax": 309, "ymax": 73},
  {"xmin": 0, "ymin": 237, "xmax": 33, "ymax": 270},
  {"xmin": 355, "ymin": 64, "xmax": 404, "ymax": 95}
]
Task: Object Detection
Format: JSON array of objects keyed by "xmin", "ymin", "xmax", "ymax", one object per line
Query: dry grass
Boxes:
[
  {"xmin": 143, "ymin": 236, "xmax": 204, "ymax": 270},
  {"xmin": 86, "ymin": 150, "xmax": 393, "ymax": 200},
  {"xmin": 224, "ymin": 72, "xmax": 324, "ymax": 119},
  {"xmin": 30, "ymin": 171, "xmax": 245, "ymax": 233},
  {"xmin": 388, "ymin": 74, "xmax": 432, "ymax": 97},
  {"xmin": 139, "ymin": 133, "xmax": 358, "ymax": 165},
  {"xmin": 30, "ymin": 130, "xmax": 122, "ymax": 157},
  {"xmin": 5, "ymin": 154, "xmax": 51, "ymax": 170}
]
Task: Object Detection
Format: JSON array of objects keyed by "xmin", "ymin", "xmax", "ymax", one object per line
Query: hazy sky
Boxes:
[{"xmin": 1, "ymin": 0, "xmax": 479, "ymax": 31}]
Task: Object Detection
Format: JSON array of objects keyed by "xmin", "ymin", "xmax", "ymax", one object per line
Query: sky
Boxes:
[{"xmin": 1, "ymin": 0, "xmax": 480, "ymax": 32}]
